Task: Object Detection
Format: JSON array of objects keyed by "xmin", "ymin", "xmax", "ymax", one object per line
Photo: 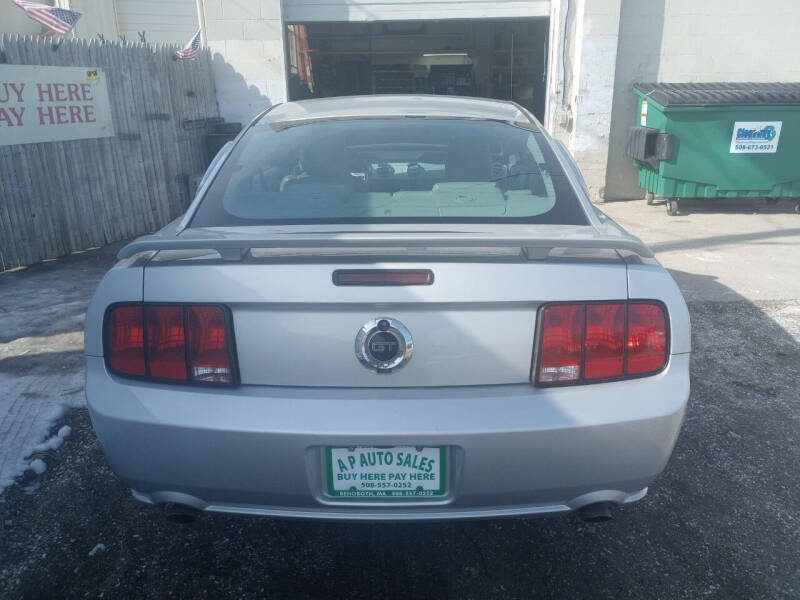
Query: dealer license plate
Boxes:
[{"xmin": 326, "ymin": 446, "xmax": 446, "ymax": 498}]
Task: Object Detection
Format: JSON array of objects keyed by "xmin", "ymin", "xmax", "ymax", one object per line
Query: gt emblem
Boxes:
[{"xmin": 355, "ymin": 318, "xmax": 413, "ymax": 373}]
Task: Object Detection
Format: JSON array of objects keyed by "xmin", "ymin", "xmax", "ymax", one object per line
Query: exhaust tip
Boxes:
[
  {"xmin": 163, "ymin": 502, "xmax": 200, "ymax": 524},
  {"xmin": 577, "ymin": 501, "xmax": 615, "ymax": 523}
]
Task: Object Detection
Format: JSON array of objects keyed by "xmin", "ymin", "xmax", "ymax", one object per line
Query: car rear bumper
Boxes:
[{"xmin": 86, "ymin": 353, "xmax": 690, "ymax": 521}]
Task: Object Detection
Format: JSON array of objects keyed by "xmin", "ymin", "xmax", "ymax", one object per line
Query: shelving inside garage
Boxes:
[{"xmin": 285, "ymin": 19, "xmax": 549, "ymax": 121}]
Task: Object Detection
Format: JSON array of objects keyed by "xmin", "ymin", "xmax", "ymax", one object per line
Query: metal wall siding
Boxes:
[
  {"xmin": 283, "ymin": 0, "xmax": 550, "ymax": 22},
  {"xmin": 115, "ymin": 0, "xmax": 198, "ymax": 43}
]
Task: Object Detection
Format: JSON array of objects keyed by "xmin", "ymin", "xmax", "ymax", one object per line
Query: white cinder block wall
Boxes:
[
  {"xmin": 201, "ymin": 0, "xmax": 287, "ymax": 125},
  {"xmin": 545, "ymin": 0, "xmax": 623, "ymax": 203},
  {"xmin": 604, "ymin": 0, "xmax": 800, "ymax": 200},
  {"xmin": 569, "ymin": 0, "xmax": 621, "ymax": 203}
]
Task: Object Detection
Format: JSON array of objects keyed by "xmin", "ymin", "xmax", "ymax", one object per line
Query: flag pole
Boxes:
[{"xmin": 195, "ymin": 0, "xmax": 208, "ymax": 47}]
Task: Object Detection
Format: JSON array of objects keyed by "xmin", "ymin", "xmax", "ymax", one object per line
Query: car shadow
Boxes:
[{"xmin": 649, "ymin": 225, "xmax": 800, "ymax": 254}]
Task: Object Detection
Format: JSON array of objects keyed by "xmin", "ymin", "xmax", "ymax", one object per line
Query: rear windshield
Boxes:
[{"xmin": 190, "ymin": 118, "xmax": 589, "ymax": 226}]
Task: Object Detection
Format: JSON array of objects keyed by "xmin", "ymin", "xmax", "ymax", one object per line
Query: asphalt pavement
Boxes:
[{"xmin": 0, "ymin": 198, "xmax": 798, "ymax": 599}]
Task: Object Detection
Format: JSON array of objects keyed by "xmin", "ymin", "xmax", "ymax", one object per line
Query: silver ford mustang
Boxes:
[{"xmin": 85, "ymin": 95, "xmax": 690, "ymax": 522}]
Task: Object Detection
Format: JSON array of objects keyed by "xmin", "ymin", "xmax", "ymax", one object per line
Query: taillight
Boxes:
[
  {"xmin": 626, "ymin": 303, "xmax": 667, "ymax": 375},
  {"xmin": 535, "ymin": 301, "xmax": 667, "ymax": 386},
  {"xmin": 106, "ymin": 306, "xmax": 145, "ymax": 376},
  {"xmin": 146, "ymin": 306, "xmax": 187, "ymax": 380},
  {"xmin": 186, "ymin": 306, "xmax": 233, "ymax": 383},
  {"xmin": 538, "ymin": 304, "xmax": 583, "ymax": 383},
  {"xmin": 105, "ymin": 304, "xmax": 236, "ymax": 385},
  {"xmin": 584, "ymin": 303, "xmax": 625, "ymax": 379}
]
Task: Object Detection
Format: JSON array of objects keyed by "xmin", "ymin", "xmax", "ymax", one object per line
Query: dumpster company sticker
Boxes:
[{"xmin": 730, "ymin": 121, "xmax": 782, "ymax": 153}]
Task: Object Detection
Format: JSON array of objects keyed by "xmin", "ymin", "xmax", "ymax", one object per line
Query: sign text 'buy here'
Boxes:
[{"xmin": 0, "ymin": 64, "xmax": 113, "ymax": 146}]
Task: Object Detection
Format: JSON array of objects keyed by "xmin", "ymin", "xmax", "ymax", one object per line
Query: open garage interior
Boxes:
[{"xmin": 286, "ymin": 19, "xmax": 549, "ymax": 121}]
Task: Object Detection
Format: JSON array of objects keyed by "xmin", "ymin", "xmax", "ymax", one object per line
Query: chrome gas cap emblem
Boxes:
[{"xmin": 355, "ymin": 318, "xmax": 413, "ymax": 373}]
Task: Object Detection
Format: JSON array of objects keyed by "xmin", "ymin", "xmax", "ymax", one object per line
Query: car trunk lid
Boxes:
[{"xmin": 142, "ymin": 248, "xmax": 628, "ymax": 387}]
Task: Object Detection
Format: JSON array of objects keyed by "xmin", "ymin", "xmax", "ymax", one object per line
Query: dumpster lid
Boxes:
[{"xmin": 634, "ymin": 82, "xmax": 800, "ymax": 106}]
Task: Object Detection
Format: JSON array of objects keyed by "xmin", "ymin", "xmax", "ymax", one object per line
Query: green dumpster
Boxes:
[{"xmin": 625, "ymin": 82, "xmax": 800, "ymax": 215}]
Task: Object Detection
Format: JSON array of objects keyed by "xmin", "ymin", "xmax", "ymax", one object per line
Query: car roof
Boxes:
[{"xmin": 258, "ymin": 95, "xmax": 535, "ymax": 126}]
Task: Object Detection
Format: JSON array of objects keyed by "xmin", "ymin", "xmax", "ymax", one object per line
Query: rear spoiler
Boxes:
[{"xmin": 117, "ymin": 232, "xmax": 654, "ymax": 261}]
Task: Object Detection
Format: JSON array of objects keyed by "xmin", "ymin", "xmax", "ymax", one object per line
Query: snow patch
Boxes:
[
  {"xmin": 0, "ymin": 258, "xmax": 103, "ymax": 497},
  {"xmin": 29, "ymin": 459, "xmax": 46, "ymax": 475},
  {"xmin": 33, "ymin": 435, "xmax": 64, "ymax": 453},
  {"xmin": 88, "ymin": 543, "xmax": 106, "ymax": 557},
  {"xmin": 57, "ymin": 425, "xmax": 72, "ymax": 439},
  {"xmin": 0, "ymin": 369, "xmax": 85, "ymax": 494}
]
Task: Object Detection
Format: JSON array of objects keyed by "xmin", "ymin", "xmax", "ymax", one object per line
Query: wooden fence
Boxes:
[{"xmin": 0, "ymin": 34, "xmax": 220, "ymax": 270}]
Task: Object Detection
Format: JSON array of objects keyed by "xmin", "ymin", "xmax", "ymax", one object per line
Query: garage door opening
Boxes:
[{"xmin": 285, "ymin": 19, "xmax": 549, "ymax": 121}]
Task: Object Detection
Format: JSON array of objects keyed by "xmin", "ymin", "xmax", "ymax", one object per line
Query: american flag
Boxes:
[
  {"xmin": 175, "ymin": 30, "xmax": 201, "ymax": 60},
  {"xmin": 11, "ymin": 0, "xmax": 82, "ymax": 36}
]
